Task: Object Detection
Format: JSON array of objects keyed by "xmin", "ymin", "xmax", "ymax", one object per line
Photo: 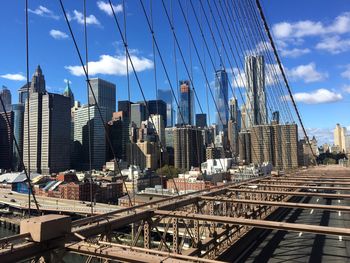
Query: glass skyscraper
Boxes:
[
  {"xmin": 214, "ymin": 69, "xmax": 228, "ymax": 132},
  {"xmin": 178, "ymin": 80, "xmax": 194, "ymax": 126},
  {"xmin": 158, "ymin": 89, "xmax": 174, "ymax": 127}
]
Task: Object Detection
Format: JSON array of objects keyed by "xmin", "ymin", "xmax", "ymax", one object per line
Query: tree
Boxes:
[{"xmin": 156, "ymin": 165, "xmax": 184, "ymax": 179}]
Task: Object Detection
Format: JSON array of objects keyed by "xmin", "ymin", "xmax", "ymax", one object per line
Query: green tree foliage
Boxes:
[
  {"xmin": 156, "ymin": 165, "xmax": 185, "ymax": 179},
  {"xmin": 316, "ymin": 152, "xmax": 347, "ymax": 165}
]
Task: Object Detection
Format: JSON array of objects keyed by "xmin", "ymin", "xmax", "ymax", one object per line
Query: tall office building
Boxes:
[
  {"xmin": 146, "ymin": 100, "xmax": 167, "ymax": 127},
  {"xmin": 250, "ymin": 125, "xmax": 273, "ymax": 165},
  {"xmin": 73, "ymin": 105, "xmax": 108, "ymax": 170},
  {"xmin": 107, "ymin": 111, "xmax": 129, "ymax": 161},
  {"xmin": 238, "ymin": 131, "xmax": 251, "ymax": 164},
  {"xmin": 196, "ymin": 113, "xmax": 207, "ymax": 128},
  {"xmin": 30, "ymin": 65, "xmax": 46, "ymax": 94},
  {"xmin": 12, "ymin": 104, "xmax": 25, "ymax": 171},
  {"xmin": 118, "ymin": 100, "xmax": 133, "ymax": 118},
  {"xmin": 126, "ymin": 141, "xmax": 159, "ymax": 170},
  {"xmin": 0, "ymin": 112, "xmax": 14, "ymax": 170},
  {"xmin": 23, "ymin": 66, "xmax": 71, "ymax": 174},
  {"xmin": 173, "ymin": 126, "xmax": 204, "ymax": 171},
  {"xmin": 178, "ymin": 80, "xmax": 194, "ymax": 125},
  {"xmin": 63, "ymin": 80, "xmax": 74, "ymax": 108},
  {"xmin": 131, "ymin": 103, "xmax": 146, "ymax": 128},
  {"xmin": 0, "ymin": 86, "xmax": 11, "ymax": 112},
  {"xmin": 245, "ymin": 55, "xmax": 267, "ymax": 128},
  {"xmin": 272, "ymin": 111, "xmax": 280, "ymax": 124},
  {"xmin": 334, "ymin": 124, "xmax": 347, "ymax": 153},
  {"xmin": 148, "ymin": 114, "xmax": 165, "ymax": 147},
  {"xmin": 272, "ymin": 123, "xmax": 298, "ymax": 170},
  {"xmin": 158, "ymin": 89, "xmax": 174, "ymax": 127},
  {"xmin": 18, "ymin": 83, "xmax": 30, "ymax": 104},
  {"xmin": 88, "ymin": 78, "xmax": 116, "ymax": 120},
  {"xmin": 214, "ymin": 69, "xmax": 228, "ymax": 132},
  {"xmin": 228, "ymin": 98, "xmax": 239, "ymax": 157}
]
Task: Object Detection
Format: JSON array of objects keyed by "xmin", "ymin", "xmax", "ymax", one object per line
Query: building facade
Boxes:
[
  {"xmin": 158, "ymin": 89, "xmax": 174, "ymax": 127},
  {"xmin": 174, "ymin": 126, "xmax": 204, "ymax": 171},
  {"xmin": 214, "ymin": 69, "xmax": 228, "ymax": 132},
  {"xmin": 178, "ymin": 80, "xmax": 194, "ymax": 126},
  {"xmin": 12, "ymin": 104, "xmax": 25, "ymax": 171},
  {"xmin": 88, "ymin": 78, "xmax": 116, "ymax": 120},
  {"xmin": 0, "ymin": 112, "xmax": 14, "ymax": 170},
  {"xmin": 245, "ymin": 55, "xmax": 267, "ymax": 129},
  {"xmin": 0, "ymin": 86, "xmax": 11, "ymax": 112},
  {"xmin": 73, "ymin": 105, "xmax": 108, "ymax": 170}
]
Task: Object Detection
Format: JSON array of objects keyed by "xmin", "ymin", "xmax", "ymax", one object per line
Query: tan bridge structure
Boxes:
[{"xmin": 0, "ymin": 165, "xmax": 350, "ymax": 262}]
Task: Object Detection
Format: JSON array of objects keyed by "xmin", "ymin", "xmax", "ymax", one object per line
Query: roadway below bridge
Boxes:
[
  {"xmin": 219, "ymin": 167, "xmax": 350, "ymax": 263},
  {"xmin": 0, "ymin": 188, "xmax": 121, "ymax": 215}
]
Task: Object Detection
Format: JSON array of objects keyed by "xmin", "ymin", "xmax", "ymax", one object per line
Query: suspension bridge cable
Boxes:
[
  {"xmin": 58, "ymin": 0, "xmax": 133, "ymax": 207},
  {"xmin": 83, "ymin": 0, "xmax": 94, "ymax": 216},
  {"xmin": 107, "ymin": 0, "xmax": 182, "ymax": 195},
  {"xmin": 255, "ymin": 0, "xmax": 317, "ymax": 161}
]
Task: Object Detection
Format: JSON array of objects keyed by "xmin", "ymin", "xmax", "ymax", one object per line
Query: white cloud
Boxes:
[
  {"xmin": 68, "ymin": 10, "xmax": 100, "ymax": 25},
  {"xmin": 231, "ymin": 68, "xmax": 246, "ymax": 88},
  {"xmin": 341, "ymin": 64, "xmax": 350, "ymax": 79},
  {"xmin": 65, "ymin": 54, "xmax": 153, "ymax": 76},
  {"xmin": 280, "ymin": 47, "xmax": 311, "ymax": 58},
  {"xmin": 291, "ymin": 89, "xmax": 343, "ymax": 104},
  {"xmin": 287, "ymin": 63, "xmax": 327, "ymax": 83},
  {"xmin": 316, "ymin": 36, "xmax": 350, "ymax": 54},
  {"xmin": 343, "ymin": 84, "xmax": 350, "ymax": 93},
  {"xmin": 303, "ymin": 127, "xmax": 334, "ymax": 145},
  {"xmin": 28, "ymin": 5, "xmax": 59, "ymax": 20},
  {"xmin": 0, "ymin": 73, "xmax": 26, "ymax": 81},
  {"xmin": 49, "ymin": 29, "xmax": 68, "ymax": 40},
  {"xmin": 97, "ymin": 1, "xmax": 123, "ymax": 16},
  {"xmin": 272, "ymin": 12, "xmax": 350, "ymax": 40}
]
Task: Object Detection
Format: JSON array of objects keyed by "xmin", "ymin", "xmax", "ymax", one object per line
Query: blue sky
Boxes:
[{"xmin": 0, "ymin": 0, "xmax": 349, "ymax": 145}]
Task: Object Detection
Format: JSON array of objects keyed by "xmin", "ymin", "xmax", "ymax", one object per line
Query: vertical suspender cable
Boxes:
[
  {"xmin": 255, "ymin": 0, "xmax": 317, "ymax": 161},
  {"xmin": 83, "ymin": 0, "xmax": 93, "ymax": 216}
]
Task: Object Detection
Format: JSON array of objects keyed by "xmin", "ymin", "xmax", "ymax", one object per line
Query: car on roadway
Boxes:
[{"xmin": 10, "ymin": 199, "xmax": 16, "ymax": 202}]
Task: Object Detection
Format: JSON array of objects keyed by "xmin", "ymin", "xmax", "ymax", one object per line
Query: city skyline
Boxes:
[{"xmin": 0, "ymin": 1, "xmax": 349, "ymax": 144}]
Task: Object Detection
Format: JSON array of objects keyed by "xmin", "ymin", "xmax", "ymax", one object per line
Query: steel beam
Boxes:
[
  {"xmin": 154, "ymin": 210, "xmax": 350, "ymax": 237},
  {"xmin": 245, "ymin": 184, "xmax": 350, "ymax": 191},
  {"xmin": 201, "ymin": 196, "xmax": 350, "ymax": 212},
  {"xmin": 260, "ymin": 179, "xmax": 350, "ymax": 185},
  {"xmin": 228, "ymin": 188, "xmax": 350, "ymax": 198}
]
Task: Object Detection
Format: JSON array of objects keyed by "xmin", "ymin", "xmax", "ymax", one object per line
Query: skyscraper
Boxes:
[
  {"xmin": 272, "ymin": 123, "xmax": 298, "ymax": 170},
  {"xmin": 178, "ymin": 80, "xmax": 194, "ymax": 125},
  {"xmin": 18, "ymin": 83, "xmax": 30, "ymax": 104},
  {"xmin": 148, "ymin": 114, "xmax": 165, "ymax": 147},
  {"xmin": 214, "ymin": 69, "xmax": 228, "ymax": 132},
  {"xmin": 228, "ymin": 98, "xmax": 239, "ymax": 157},
  {"xmin": 29, "ymin": 65, "xmax": 46, "ymax": 94},
  {"xmin": 334, "ymin": 124, "xmax": 347, "ymax": 153},
  {"xmin": 0, "ymin": 86, "xmax": 11, "ymax": 112},
  {"xmin": 23, "ymin": 66, "xmax": 71, "ymax": 174},
  {"xmin": 12, "ymin": 104, "xmax": 25, "ymax": 171},
  {"xmin": 238, "ymin": 131, "xmax": 251, "ymax": 164},
  {"xmin": 118, "ymin": 100, "xmax": 134, "ymax": 118},
  {"xmin": 196, "ymin": 113, "xmax": 207, "ymax": 128},
  {"xmin": 174, "ymin": 126, "xmax": 204, "ymax": 171},
  {"xmin": 146, "ymin": 100, "xmax": 167, "ymax": 127},
  {"xmin": 0, "ymin": 112, "xmax": 14, "ymax": 170},
  {"xmin": 131, "ymin": 103, "xmax": 146, "ymax": 128},
  {"xmin": 158, "ymin": 88, "xmax": 174, "ymax": 127},
  {"xmin": 73, "ymin": 105, "xmax": 108, "ymax": 170},
  {"xmin": 88, "ymin": 78, "xmax": 116, "ymax": 120},
  {"xmin": 250, "ymin": 125, "xmax": 273, "ymax": 165},
  {"xmin": 245, "ymin": 55, "xmax": 267, "ymax": 128},
  {"xmin": 63, "ymin": 80, "xmax": 74, "ymax": 108},
  {"xmin": 107, "ymin": 111, "xmax": 129, "ymax": 161}
]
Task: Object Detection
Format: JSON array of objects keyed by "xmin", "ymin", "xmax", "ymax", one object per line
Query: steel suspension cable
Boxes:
[{"xmin": 58, "ymin": 0, "xmax": 133, "ymax": 207}]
